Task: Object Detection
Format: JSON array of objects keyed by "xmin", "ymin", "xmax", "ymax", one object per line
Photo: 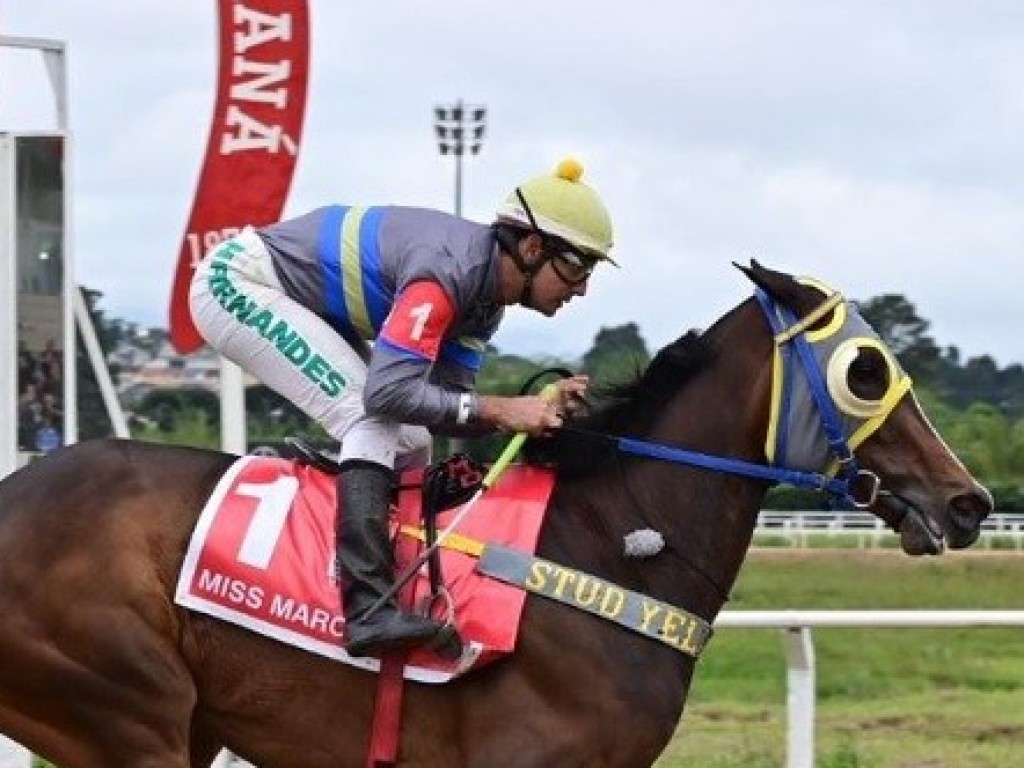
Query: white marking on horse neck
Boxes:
[{"xmin": 908, "ymin": 390, "xmax": 971, "ymax": 474}]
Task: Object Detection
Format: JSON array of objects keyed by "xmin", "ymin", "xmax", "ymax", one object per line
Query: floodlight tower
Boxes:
[{"xmin": 433, "ymin": 99, "xmax": 487, "ymax": 218}]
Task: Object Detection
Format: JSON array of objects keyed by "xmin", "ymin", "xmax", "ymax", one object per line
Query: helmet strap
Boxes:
[
  {"xmin": 494, "ymin": 222, "xmax": 547, "ymax": 308},
  {"xmin": 509, "ymin": 249, "xmax": 544, "ymax": 307}
]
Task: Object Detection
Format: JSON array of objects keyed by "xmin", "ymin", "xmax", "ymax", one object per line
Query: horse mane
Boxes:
[{"xmin": 524, "ymin": 329, "xmax": 717, "ymax": 476}]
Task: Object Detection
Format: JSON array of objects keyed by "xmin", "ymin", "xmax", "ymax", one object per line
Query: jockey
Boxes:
[{"xmin": 189, "ymin": 158, "xmax": 614, "ymax": 657}]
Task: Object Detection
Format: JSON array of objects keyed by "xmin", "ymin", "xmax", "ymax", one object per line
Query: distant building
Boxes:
[{"xmin": 109, "ymin": 335, "xmax": 255, "ymax": 404}]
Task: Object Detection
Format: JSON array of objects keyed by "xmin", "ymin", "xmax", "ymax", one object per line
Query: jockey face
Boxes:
[{"xmin": 521, "ymin": 240, "xmax": 590, "ymax": 317}]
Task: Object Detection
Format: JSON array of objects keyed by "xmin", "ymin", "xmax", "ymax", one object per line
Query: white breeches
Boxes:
[{"xmin": 188, "ymin": 228, "xmax": 431, "ymax": 469}]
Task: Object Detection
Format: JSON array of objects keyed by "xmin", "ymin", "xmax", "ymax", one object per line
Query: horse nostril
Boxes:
[{"xmin": 949, "ymin": 489, "xmax": 993, "ymax": 530}]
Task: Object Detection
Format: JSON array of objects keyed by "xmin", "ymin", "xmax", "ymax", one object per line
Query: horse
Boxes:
[{"xmin": 0, "ymin": 262, "xmax": 992, "ymax": 768}]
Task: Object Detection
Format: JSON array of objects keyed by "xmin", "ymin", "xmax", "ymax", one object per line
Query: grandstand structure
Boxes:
[{"xmin": 1, "ymin": 35, "xmax": 128, "ymax": 482}]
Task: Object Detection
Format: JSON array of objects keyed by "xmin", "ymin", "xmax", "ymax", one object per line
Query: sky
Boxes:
[{"xmin": 2, "ymin": 0, "xmax": 1022, "ymax": 367}]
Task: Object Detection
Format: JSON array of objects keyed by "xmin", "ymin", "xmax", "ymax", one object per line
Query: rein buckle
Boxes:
[{"xmin": 847, "ymin": 469, "xmax": 882, "ymax": 509}]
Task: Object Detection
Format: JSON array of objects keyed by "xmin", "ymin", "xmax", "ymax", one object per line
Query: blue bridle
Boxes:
[{"xmin": 592, "ymin": 289, "xmax": 886, "ymax": 508}]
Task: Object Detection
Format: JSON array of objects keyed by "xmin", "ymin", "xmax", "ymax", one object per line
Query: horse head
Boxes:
[{"xmin": 737, "ymin": 260, "xmax": 993, "ymax": 555}]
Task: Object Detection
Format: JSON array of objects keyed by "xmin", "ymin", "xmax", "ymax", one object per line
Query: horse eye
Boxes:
[
  {"xmin": 844, "ymin": 346, "xmax": 890, "ymax": 402},
  {"xmin": 826, "ymin": 340, "xmax": 897, "ymax": 419}
]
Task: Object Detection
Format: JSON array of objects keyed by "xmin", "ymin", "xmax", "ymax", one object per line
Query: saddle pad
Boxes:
[{"xmin": 175, "ymin": 456, "xmax": 554, "ymax": 683}]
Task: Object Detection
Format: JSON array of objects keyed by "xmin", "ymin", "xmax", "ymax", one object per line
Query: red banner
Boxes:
[{"xmin": 169, "ymin": 0, "xmax": 309, "ymax": 353}]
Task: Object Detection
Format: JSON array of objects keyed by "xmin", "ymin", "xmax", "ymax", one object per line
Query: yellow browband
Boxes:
[{"xmin": 773, "ymin": 291, "xmax": 845, "ymax": 345}]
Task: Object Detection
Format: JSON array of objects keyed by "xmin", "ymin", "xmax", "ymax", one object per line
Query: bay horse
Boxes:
[{"xmin": 0, "ymin": 262, "xmax": 991, "ymax": 768}]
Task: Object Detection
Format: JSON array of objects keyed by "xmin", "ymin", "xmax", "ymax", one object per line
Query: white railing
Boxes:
[
  {"xmin": 0, "ymin": 742, "xmax": 250, "ymax": 768},
  {"xmin": 5, "ymin": 610, "xmax": 1024, "ymax": 768},
  {"xmin": 714, "ymin": 610, "xmax": 1024, "ymax": 768},
  {"xmin": 0, "ymin": 740, "xmax": 27, "ymax": 768},
  {"xmin": 756, "ymin": 511, "xmax": 1024, "ymax": 549}
]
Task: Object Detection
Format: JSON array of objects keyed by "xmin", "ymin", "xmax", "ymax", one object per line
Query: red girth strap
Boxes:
[
  {"xmin": 366, "ymin": 652, "xmax": 405, "ymax": 768},
  {"xmin": 364, "ymin": 510, "xmax": 421, "ymax": 768}
]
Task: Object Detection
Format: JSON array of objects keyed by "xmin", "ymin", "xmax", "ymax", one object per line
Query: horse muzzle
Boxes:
[
  {"xmin": 944, "ymin": 485, "xmax": 994, "ymax": 549},
  {"xmin": 875, "ymin": 484, "xmax": 993, "ymax": 556}
]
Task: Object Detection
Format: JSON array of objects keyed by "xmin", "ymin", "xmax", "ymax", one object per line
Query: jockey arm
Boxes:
[{"xmin": 365, "ymin": 280, "xmax": 573, "ymax": 437}]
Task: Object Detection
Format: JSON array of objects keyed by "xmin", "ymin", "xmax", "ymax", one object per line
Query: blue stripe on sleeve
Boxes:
[
  {"xmin": 358, "ymin": 206, "xmax": 391, "ymax": 333},
  {"xmin": 319, "ymin": 205, "xmax": 349, "ymax": 329},
  {"xmin": 439, "ymin": 339, "xmax": 485, "ymax": 371},
  {"xmin": 375, "ymin": 335, "xmax": 433, "ymax": 362}
]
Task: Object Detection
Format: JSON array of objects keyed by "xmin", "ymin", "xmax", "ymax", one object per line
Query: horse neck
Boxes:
[{"xmin": 543, "ymin": 302, "xmax": 774, "ymax": 620}]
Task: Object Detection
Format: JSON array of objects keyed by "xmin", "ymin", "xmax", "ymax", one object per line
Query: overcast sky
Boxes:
[{"xmin": 3, "ymin": 1, "xmax": 1022, "ymax": 366}]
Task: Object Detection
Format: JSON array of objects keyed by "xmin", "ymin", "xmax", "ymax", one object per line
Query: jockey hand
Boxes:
[
  {"xmin": 553, "ymin": 374, "xmax": 589, "ymax": 417},
  {"xmin": 476, "ymin": 375, "xmax": 588, "ymax": 436},
  {"xmin": 478, "ymin": 393, "xmax": 569, "ymax": 436}
]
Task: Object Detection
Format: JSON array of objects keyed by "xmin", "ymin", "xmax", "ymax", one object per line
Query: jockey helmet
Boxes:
[{"xmin": 496, "ymin": 158, "xmax": 616, "ymax": 263}]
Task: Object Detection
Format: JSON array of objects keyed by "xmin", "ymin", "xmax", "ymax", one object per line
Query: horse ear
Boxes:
[
  {"xmin": 733, "ymin": 259, "xmax": 794, "ymax": 299},
  {"xmin": 734, "ymin": 260, "xmax": 827, "ymax": 316},
  {"xmin": 732, "ymin": 260, "xmax": 755, "ymax": 282}
]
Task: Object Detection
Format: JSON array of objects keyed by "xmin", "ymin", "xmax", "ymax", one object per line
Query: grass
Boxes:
[
  {"xmin": 654, "ymin": 549, "xmax": 1024, "ymax": 767},
  {"xmin": 25, "ymin": 549, "xmax": 1024, "ymax": 767}
]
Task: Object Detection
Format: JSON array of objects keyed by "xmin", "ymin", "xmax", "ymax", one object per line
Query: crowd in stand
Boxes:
[{"xmin": 17, "ymin": 339, "xmax": 64, "ymax": 453}]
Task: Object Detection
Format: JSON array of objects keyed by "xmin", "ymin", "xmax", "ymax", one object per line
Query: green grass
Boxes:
[
  {"xmin": 655, "ymin": 550, "xmax": 1024, "ymax": 767},
  {"xmin": 752, "ymin": 532, "xmax": 1024, "ymax": 552}
]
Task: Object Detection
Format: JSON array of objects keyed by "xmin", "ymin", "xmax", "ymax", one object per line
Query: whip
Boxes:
[{"xmin": 360, "ymin": 383, "xmax": 557, "ymax": 621}]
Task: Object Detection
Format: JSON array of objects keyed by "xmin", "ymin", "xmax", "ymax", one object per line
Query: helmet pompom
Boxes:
[
  {"xmin": 496, "ymin": 156, "xmax": 615, "ymax": 262},
  {"xmin": 555, "ymin": 157, "xmax": 584, "ymax": 183}
]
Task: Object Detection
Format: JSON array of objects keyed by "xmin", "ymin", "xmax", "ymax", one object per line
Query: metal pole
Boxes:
[
  {"xmin": 74, "ymin": 287, "xmax": 130, "ymax": 437},
  {"xmin": 0, "ymin": 135, "xmax": 16, "ymax": 479},
  {"xmin": 454, "ymin": 99, "xmax": 463, "ymax": 218},
  {"xmin": 455, "ymin": 142, "xmax": 463, "ymax": 218}
]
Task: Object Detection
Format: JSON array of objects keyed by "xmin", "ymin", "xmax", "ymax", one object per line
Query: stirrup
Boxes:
[{"xmin": 417, "ymin": 588, "xmax": 463, "ymax": 661}]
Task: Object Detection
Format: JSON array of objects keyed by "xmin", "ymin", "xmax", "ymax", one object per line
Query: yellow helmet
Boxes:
[{"xmin": 496, "ymin": 158, "xmax": 616, "ymax": 263}]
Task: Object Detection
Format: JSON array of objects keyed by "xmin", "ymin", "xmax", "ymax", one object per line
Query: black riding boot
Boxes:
[{"xmin": 336, "ymin": 460, "xmax": 442, "ymax": 657}]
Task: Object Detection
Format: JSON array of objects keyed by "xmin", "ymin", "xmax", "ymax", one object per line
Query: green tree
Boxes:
[
  {"xmin": 856, "ymin": 294, "xmax": 941, "ymax": 386},
  {"xmin": 476, "ymin": 349, "xmax": 548, "ymax": 397},
  {"xmin": 946, "ymin": 403, "xmax": 1024, "ymax": 481},
  {"xmin": 134, "ymin": 388, "xmax": 220, "ymax": 437},
  {"xmin": 581, "ymin": 322, "xmax": 650, "ymax": 388},
  {"xmin": 466, "ymin": 351, "xmax": 561, "ymax": 461},
  {"xmin": 245, "ymin": 384, "xmax": 321, "ymax": 441},
  {"xmin": 134, "ymin": 405, "xmax": 218, "ymax": 448}
]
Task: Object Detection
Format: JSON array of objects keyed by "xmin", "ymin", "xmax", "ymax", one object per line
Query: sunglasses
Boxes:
[
  {"xmin": 516, "ymin": 188, "xmax": 601, "ymax": 286},
  {"xmin": 550, "ymin": 248, "xmax": 598, "ymax": 285}
]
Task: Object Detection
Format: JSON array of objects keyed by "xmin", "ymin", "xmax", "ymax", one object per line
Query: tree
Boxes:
[
  {"xmin": 946, "ymin": 403, "xmax": 1024, "ymax": 481},
  {"xmin": 245, "ymin": 384, "xmax": 318, "ymax": 440},
  {"xmin": 581, "ymin": 322, "xmax": 650, "ymax": 388},
  {"xmin": 855, "ymin": 294, "xmax": 941, "ymax": 386}
]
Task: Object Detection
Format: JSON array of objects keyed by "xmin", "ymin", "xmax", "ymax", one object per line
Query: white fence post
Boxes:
[
  {"xmin": 716, "ymin": 611, "xmax": 1024, "ymax": 768},
  {"xmin": 783, "ymin": 627, "xmax": 815, "ymax": 768},
  {"xmin": 0, "ymin": 736, "xmax": 31, "ymax": 768}
]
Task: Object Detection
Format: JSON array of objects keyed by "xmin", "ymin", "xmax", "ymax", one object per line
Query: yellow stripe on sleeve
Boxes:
[{"xmin": 341, "ymin": 206, "xmax": 373, "ymax": 338}]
